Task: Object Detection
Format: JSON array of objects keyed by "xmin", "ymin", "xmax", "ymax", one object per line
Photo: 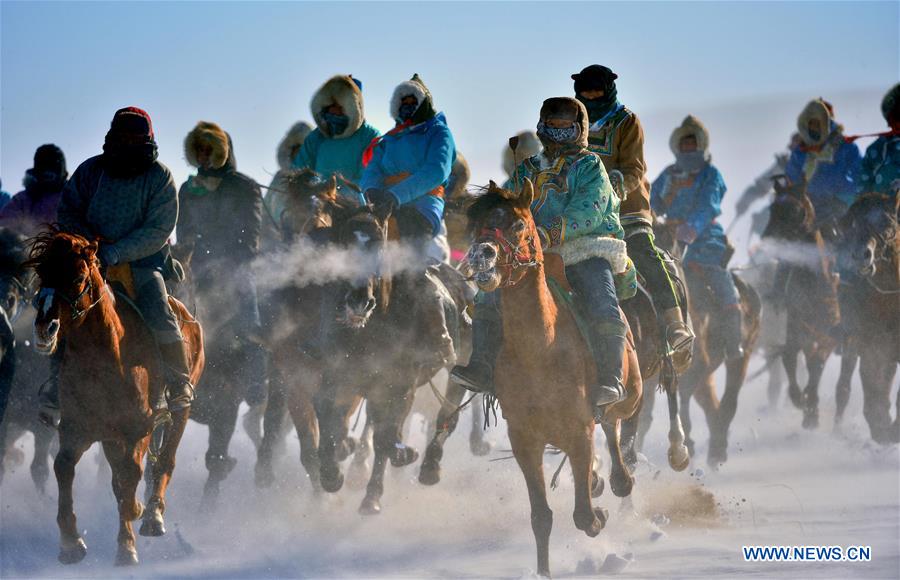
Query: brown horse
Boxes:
[
  {"xmin": 28, "ymin": 231, "xmax": 203, "ymax": 566},
  {"xmin": 836, "ymin": 193, "xmax": 900, "ymax": 443},
  {"xmin": 762, "ymin": 178, "xmax": 839, "ymax": 429},
  {"xmin": 652, "ymin": 220, "xmax": 761, "ymax": 467},
  {"xmin": 464, "ymin": 180, "xmax": 641, "ymax": 577}
]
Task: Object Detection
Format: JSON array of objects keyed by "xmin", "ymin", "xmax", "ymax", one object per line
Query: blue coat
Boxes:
[
  {"xmin": 293, "ymin": 122, "xmax": 380, "ymax": 206},
  {"xmin": 359, "ymin": 113, "xmax": 455, "ymax": 235},
  {"xmin": 652, "ymin": 164, "xmax": 729, "ymax": 265},
  {"xmin": 785, "ymin": 132, "xmax": 861, "ymax": 225},
  {"xmin": 858, "ymin": 135, "xmax": 900, "ymax": 196}
]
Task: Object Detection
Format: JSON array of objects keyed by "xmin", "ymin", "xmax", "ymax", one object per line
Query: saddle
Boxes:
[{"xmin": 105, "ymin": 263, "xmax": 196, "ymax": 335}]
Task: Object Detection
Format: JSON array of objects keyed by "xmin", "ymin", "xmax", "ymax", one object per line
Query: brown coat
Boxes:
[{"xmin": 586, "ymin": 107, "xmax": 652, "ymax": 225}]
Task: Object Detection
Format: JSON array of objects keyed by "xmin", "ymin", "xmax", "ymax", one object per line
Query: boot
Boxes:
[
  {"xmin": 662, "ymin": 306, "xmax": 694, "ymax": 370},
  {"xmin": 587, "ymin": 322, "xmax": 627, "ymax": 420},
  {"xmin": 158, "ymin": 341, "xmax": 194, "ymax": 412},
  {"xmin": 38, "ymin": 342, "xmax": 65, "ymax": 428},
  {"xmin": 722, "ymin": 306, "xmax": 744, "ymax": 361},
  {"xmin": 451, "ymin": 318, "xmax": 502, "ymax": 394},
  {"xmin": 419, "ymin": 280, "xmax": 456, "ymax": 370}
]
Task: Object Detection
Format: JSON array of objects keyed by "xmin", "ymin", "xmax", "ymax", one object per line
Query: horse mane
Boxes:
[{"xmin": 465, "ymin": 182, "xmax": 521, "ymax": 234}]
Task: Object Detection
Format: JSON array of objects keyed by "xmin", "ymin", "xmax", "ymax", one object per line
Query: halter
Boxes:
[
  {"xmin": 48, "ymin": 276, "xmax": 106, "ymax": 321},
  {"xmin": 475, "ymin": 225, "xmax": 541, "ymax": 288}
]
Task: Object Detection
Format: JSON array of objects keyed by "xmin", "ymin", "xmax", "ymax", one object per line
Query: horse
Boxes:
[
  {"xmin": 762, "ymin": 177, "xmax": 839, "ymax": 429},
  {"xmin": 835, "ymin": 193, "xmax": 900, "ymax": 443},
  {"xmin": 653, "ymin": 219, "xmax": 761, "ymax": 467},
  {"xmin": 312, "ymin": 202, "xmax": 467, "ymax": 515},
  {"xmin": 463, "ymin": 180, "xmax": 642, "ymax": 577},
  {"xmin": 27, "ymin": 231, "xmax": 204, "ymax": 565}
]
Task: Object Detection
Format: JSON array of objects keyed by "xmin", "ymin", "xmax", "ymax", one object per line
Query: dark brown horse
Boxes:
[
  {"xmin": 653, "ymin": 220, "xmax": 761, "ymax": 467},
  {"xmin": 762, "ymin": 178, "xmax": 839, "ymax": 430},
  {"xmin": 464, "ymin": 180, "xmax": 642, "ymax": 577},
  {"xmin": 28, "ymin": 231, "xmax": 204, "ymax": 566},
  {"xmin": 836, "ymin": 193, "xmax": 900, "ymax": 443}
]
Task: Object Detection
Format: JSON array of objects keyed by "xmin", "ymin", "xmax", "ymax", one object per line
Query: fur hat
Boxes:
[
  {"xmin": 882, "ymin": 83, "xmax": 900, "ymax": 125},
  {"xmin": 33, "ymin": 144, "xmax": 66, "ymax": 176},
  {"xmin": 669, "ymin": 115, "xmax": 710, "ymax": 156},
  {"xmin": 310, "ymin": 75, "xmax": 365, "ymax": 139},
  {"xmin": 446, "ymin": 152, "xmax": 471, "ymax": 200},
  {"xmin": 571, "ymin": 64, "xmax": 618, "ymax": 94},
  {"xmin": 502, "ymin": 131, "xmax": 542, "ymax": 177},
  {"xmin": 277, "ymin": 121, "xmax": 313, "ymax": 170},
  {"xmin": 390, "ymin": 73, "xmax": 436, "ymax": 124},
  {"xmin": 109, "ymin": 106, "xmax": 154, "ymax": 139},
  {"xmin": 797, "ymin": 99, "xmax": 834, "ymax": 146},
  {"xmin": 539, "ymin": 97, "xmax": 590, "ymax": 149},
  {"xmin": 184, "ymin": 121, "xmax": 230, "ymax": 169}
]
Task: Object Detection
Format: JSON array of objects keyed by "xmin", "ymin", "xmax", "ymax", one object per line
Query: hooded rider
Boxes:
[
  {"xmin": 359, "ymin": 74, "xmax": 457, "ymax": 368},
  {"xmin": 785, "ymin": 98, "xmax": 861, "ymax": 235},
  {"xmin": 572, "ymin": 64, "xmax": 693, "ymax": 368},
  {"xmin": 42, "ymin": 107, "xmax": 193, "ymax": 422},
  {"xmin": 452, "ymin": 97, "xmax": 629, "ymax": 416},
  {"xmin": 858, "ymin": 83, "xmax": 900, "ymax": 196},
  {"xmin": 263, "ymin": 121, "xmax": 313, "ymax": 241},
  {"xmin": 652, "ymin": 115, "xmax": 743, "ymax": 361},
  {"xmin": 0, "ymin": 144, "xmax": 68, "ymax": 237}
]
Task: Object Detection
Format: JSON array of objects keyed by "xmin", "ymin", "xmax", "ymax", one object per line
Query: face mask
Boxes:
[
  {"xmin": 398, "ymin": 102, "xmax": 418, "ymax": 122},
  {"xmin": 323, "ymin": 112, "xmax": 350, "ymax": 136},
  {"xmin": 576, "ymin": 88, "xmax": 618, "ymax": 124},
  {"xmin": 537, "ymin": 121, "xmax": 579, "ymax": 144},
  {"xmin": 806, "ymin": 129, "xmax": 822, "ymax": 144},
  {"xmin": 102, "ymin": 136, "xmax": 159, "ymax": 178},
  {"xmin": 675, "ymin": 150, "xmax": 708, "ymax": 173}
]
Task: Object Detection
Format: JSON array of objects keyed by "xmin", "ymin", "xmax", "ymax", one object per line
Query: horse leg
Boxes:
[
  {"xmin": 600, "ymin": 420, "xmax": 633, "ymax": 497},
  {"xmin": 620, "ymin": 395, "xmax": 642, "ymax": 471},
  {"xmin": 347, "ymin": 414, "xmax": 374, "ymax": 491},
  {"xmin": 103, "ymin": 439, "xmax": 145, "ymax": 566},
  {"xmin": 678, "ymin": 380, "xmax": 696, "ymax": 458},
  {"xmin": 140, "ymin": 409, "xmax": 188, "ymax": 537},
  {"xmin": 708, "ymin": 355, "xmax": 749, "ymax": 467},
  {"xmin": 834, "ymin": 347, "xmax": 858, "ymax": 431},
  {"xmin": 766, "ymin": 351, "xmax": 785, "ymax": 410},
  {"xmin": 802, "ymin": 349, "xmax": 828, "ymax": 430},
  {"xmin": 287, "ymin": 387, "xmax": 321, "ymax": 492},
  {"xmin": 30, "ymin": 423, "xmax": 54, "ymax": 495},
  {"xmin": 54, "ymin": 434, "xmax": 90, "ymax": 564},
  {"xmin": 635, "ymin": 382, "xmax": 656, "ymax": 454},
  {"xmin": 860, "ymin": 349, "xmax": 896, "ymax": 444},
  {"xmin": 663, "ymin": 383, "xmax": 689, "ymax": 471},
  {"xmin": 418, "ymin": 382, "xmax": 467, "ymax": 486},
  {"xmin": 202, "ymin": 398, "xmax": 240, "ymax": 509},
  {"xmin": 254, "ymin": 369, "xmax": 290, "ymax": 488},
  {"xmin": 568, "ymin": 425, "xmax": 607, "ymax": 537},
  {"xmin": 509, "ymin": 429, "xmax": 553, "ymax": 578},
  {"xmin": 783, "ymin": 330, "xmax": 803, "ymax": 409}
]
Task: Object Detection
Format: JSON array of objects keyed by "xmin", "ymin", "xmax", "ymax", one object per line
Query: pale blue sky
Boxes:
[{"xmin": 1, "ymin": 1, "xmax": 898, "ymax": 216}]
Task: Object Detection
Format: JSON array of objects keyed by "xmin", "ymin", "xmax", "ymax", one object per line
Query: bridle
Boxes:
[
  {"xmin": 474, "ymin": 224, "xmax": 541, "ymax": 288},
  {"xmin": 37, "ymin": 273, "xmax": 106, "ymax": 321}
]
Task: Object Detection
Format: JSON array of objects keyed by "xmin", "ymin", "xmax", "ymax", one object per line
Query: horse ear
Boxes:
[
  {"xmin": 86, "ymin": 240, "xmax": 99, "ymax": 257},
  {"xmin": 518, "ymin": 178, "xmax": 535, "ymax": 208}
]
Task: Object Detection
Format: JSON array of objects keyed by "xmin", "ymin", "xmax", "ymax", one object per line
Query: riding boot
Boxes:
[
  {"xmin": 722, "ymin": 305, "xmax": 744, "ymax": 361},
  {"xmin": 158, "ymin": 341, "xmax": 194, "ymax": 412},
  {"xmin": 418, "ymin": 277, "xmax": 456, "ymax": 370},
  {"xmin": 662, "ymin": 306, "xmax": 694, "ymax": 370},
  {"xmin": 450, "ymin": 317, "xmax": 502, "ymax": 394},
  {"xmin": 38, "ymin": 341, "xmax": 65, "ymax": 427},
  {"xmin": 587, "ymin": 322, "xmax": 627, "ymax": 420}
]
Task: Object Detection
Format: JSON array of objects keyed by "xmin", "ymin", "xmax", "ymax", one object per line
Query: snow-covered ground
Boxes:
[{"xmin": 1, "ymin": 355, "xmax": 898, "ymax": 579}]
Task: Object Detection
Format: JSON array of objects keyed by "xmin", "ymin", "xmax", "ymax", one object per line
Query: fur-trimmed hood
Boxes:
[
  {"xmin": 185, "ymin": 121, "xmax": 230, "ymax": 169},
  {"xmin": 538, "ymin": 97, "xmax": 590, "ymax": 151},
  {"xmin": 276, "ymin": 121, "xmax": 313, "ymax": 170},
  {"xmin": 669, "ymin": 115, "xmax": 710, "ymax": 156},
  {"xmin": 311, "ymin": 75, "xmax": 365, "ymax": 139},
  {"xmin": 446, "ymin": 152, "xmax": 470, "ymax": 199},
  {"xmin": 882, "ymin": 83, "xmax": 900, "ymax": 124},
  {"xmin": 390, "ymin": 74, "xmax": 436, "ymax": 124},
  {"xmin": 503, "ymin": 130, "xmax": 542, "ymax": 177},
  {"xmin": 797, "ymin": 99, "xmax": 841, "ymax": 147}
]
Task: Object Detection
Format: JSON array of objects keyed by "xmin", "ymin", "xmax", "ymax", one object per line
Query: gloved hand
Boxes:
[
  {"xmin": 98, "ymin": 244, "xmax": 120, "ymax": 269},
  {"xmin": 675, "ymin": 223, "xmax": 698, "ymax": 245},
  {"xmin": 366, "ymin": 188, "xmax": 398, "ymax": 222}
]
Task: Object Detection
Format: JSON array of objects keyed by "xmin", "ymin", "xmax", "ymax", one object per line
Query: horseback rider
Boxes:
[
  {"xmin": 359, "ymin": 73, "xmax": 457, "ymax": 368},
  {"xmin": 263, "ymin": 121, "xmax": 313, "ymax": 244},
  {"xmin": 652, "ymin": 115, "xmax": 743, "ymax": 361},
  {"xmin": 41, "ymin": 107, "xmax": 193, "ymax": 422},
  {"xmin": 734, "ymin": 133, "xmax": 802, "ymax": 238},
  {"xmin": 501, "ymin": 131, "xmax": 542, "ymax": 179},
  {"xmin": 786, "ymin": 98, "xmax": 862, "ymax": 236},
  {"xmin": 176, "ymin": 121, "xmax": 265, "ymax": 405},
  {"xmin": 572, "ymin": 64, "xmax": 693, "ymax": 368},
  {"xmin": 452, "ymin": 97, "xmax": 629, "ymax": 412},
  {"xmin": 858, "ymin": 83, "xmax": 900, "ymax": 197},
  {"xmin": 0, "ymin": 144, "xmax": 68, "ymax": 237}
]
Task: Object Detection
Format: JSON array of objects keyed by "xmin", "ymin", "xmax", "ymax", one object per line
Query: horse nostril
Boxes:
[
  {"xmin": 482, "ymin": 245, "xmax": 496, "ymax": 260},
  {"xmin": 48, "ymin": 320, "xmax": 60, "ymax": 335},
  {"xmin": 365, "ymin": 298, "xmax": 377, "ymax": 313}
]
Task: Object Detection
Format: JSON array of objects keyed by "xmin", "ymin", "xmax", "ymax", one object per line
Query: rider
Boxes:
[
  {"xmin": 572, "ymin": 64, "xmax": 693, "ymax": 367},
  {"xmin": 0, "ymin": 144, "xmax": 68, "ymax": 237},
  {"xmin": 858, "ymin": 83, "xmax": 900, "ymax": 197},
  {"xmin": 359, "ymin": 73, "xmax": 457, "ymax": 368},
  {"xmin": 452, "ymin": 97, "xmax": 628, "ymax": 413},
  {"xmin": 263, "ymin": 121, "xmax": 313, "ymax": 243},
  {"xmin": 177, "ymin": 121, "xmax": 265, "ymax": 405},
  {"xmin": 501, "ymin": 130, "xmax": 542, "ymax": 179},
  {"xmin": 293, "ymin": 75, "xmax": 380, "ymax": 205},
  {"xmin": 652, "ymin": 115, "xmax": 743, "ymax": 361},
  {"xmin": 734, "ymin": 133, "xmax": 802, "ymax": 237},
  {"xmin": 785, "ymin": 98, "xmax": 862, "ymax": 235},
  {"xmin": 42, "ymin": 107, "xmax": 193, "ymax": 421}
]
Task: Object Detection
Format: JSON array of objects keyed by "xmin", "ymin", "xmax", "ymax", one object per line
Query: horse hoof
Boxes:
[
  {"xmin": 802, "ymin": 412, "xmax": 819, "ymax": 430},
  {"xmin": 358, "ymin": 496, "xmax": 382, "ymax": 515},
  {"xmin": 320, "ymin": 468, "xmax": 344, "ymax": 494},
  {"xmin": 390, "ymin": 446, "xmax": 419, "ymax": 468},
  {"xmin": 115, "ymin": 545, "xmax": 139, "ymax": 566},
  {"xmin": 418, "ymin": 461, "xmax": 441, "ymax": 486},
  {"xmin": 610, "ymin": 472, "xmax": 633, "ymax": 498},
  {"xmin": 58, "ymin": 538, "xmax": 87, "ymax": 565},
  {"xmin": 590, "ymin": 472, "xmax": 605, "ymax": 498},
  {"xmin": 469, "ymin": 437, "xmax": 492, "ymax": 457},
  {"xmin": 668, "ymin": 444, "xmax": 690, "ymax": 472},
  {"xmin": 254, "ymin": 464, "xmax": 275, "ymax": 489},
  {"xmin": 139, "ymin": 507, "xmax": 166, "ymax": 537},
  {"xmin": 788, "ymin": 386, "xmax": 804, "ymax": 409}
]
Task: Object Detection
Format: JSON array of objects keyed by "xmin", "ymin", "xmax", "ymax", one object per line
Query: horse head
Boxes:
[
  {"xmin": 763, "ymin": 174, "xmax": 816, "ymax": 241},
  {"xmin": 330, "ymin": 207, "xmax": 389, "ymax": 329},
  {"xmin": 25, "ymin": 229, "xmax": 103, "ymax": 354},
  {"xmin": 838, "ymin": 193, "xmax": 899, "ymax": 277},
  {"xmin": 281, "ymin": 169, "xmax": 352, "ymax": 239},
  {"xmin": 0, "ymin": 228, "xmax": 30, "ymax": 326},
  {"xmin": 464, "ymin": 178, "xmax": 542, "ymax": 292}
]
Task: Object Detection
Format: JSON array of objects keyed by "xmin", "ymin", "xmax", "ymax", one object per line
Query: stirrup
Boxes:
[{"xmin": 166, "ymin": 382, "xmax": 195, "ymax": 413}]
